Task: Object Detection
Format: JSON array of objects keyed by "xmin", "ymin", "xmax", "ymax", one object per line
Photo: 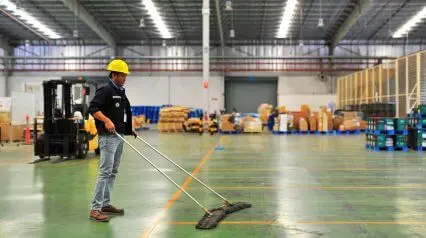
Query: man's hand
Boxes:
[
  {"xmin": 104, "ymin": 118, "xmax": 116, "ymax": 133},
  {"xmin": 132, "ymin": 130, "xmax": 138, "ymax": 138}
]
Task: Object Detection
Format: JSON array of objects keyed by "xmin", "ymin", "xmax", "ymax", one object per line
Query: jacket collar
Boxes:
[{"xmin": 108, "ymin": 78, "xmax": 125, "ymax": 93}]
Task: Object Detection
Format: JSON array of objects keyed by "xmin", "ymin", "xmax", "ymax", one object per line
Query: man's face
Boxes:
[{"xmin": 112, "ymin": 72, "xmax": 127, "ymax": 87}]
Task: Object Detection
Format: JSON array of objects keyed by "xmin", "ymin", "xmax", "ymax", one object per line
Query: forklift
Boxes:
[{"xmin": 33, "ymin": 79, "xmax": 99, "ymax": 162}]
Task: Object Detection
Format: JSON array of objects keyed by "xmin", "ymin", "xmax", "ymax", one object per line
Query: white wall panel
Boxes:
[
  {"xmin": 278, "ymin": 94, "xmax": 337, "ymax": 111},
  {"xmin": 0, "ymin": 74, "xmax": 5, "ymax": 97},
  {"xmin": 278, "ymin": 75, "xmax": 329, "ymax": 94}
]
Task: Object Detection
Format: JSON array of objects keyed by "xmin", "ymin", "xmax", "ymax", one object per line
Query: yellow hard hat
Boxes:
[{"xmin": 107, "ymin": 59, "xmax": 130, "ymax": 75}]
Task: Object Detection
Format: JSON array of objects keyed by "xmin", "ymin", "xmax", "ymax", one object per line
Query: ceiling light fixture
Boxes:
[
  {"xmin": 142, "ymin": 0, "xmax": 172, "ymax": 39},
  {"xmin": 318, "ymin": 18, "xmax": 324, "ymax": 28},
  {"xmin": 0, "ymin": 0, "xmax": 61, "ymax": 39},
  {"xmin": 317, "ymin": 0, "xmax": 324, "ymax": 28},
  {"xmin": 225, "ymin": 1, "xmax": 232, "ymax": 11},
  {"xmin": 392, "ymin": 6, "xmax": 426, "ymax": 38},
  {"xmin": 229, "ymin": 29, "xmax": 235, "ymax": 38},
  {"xmin": 276, "ymin": 0, "xmax": 298, "ymax": 38}
]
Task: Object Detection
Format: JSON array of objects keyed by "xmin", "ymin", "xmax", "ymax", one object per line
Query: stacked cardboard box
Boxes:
[
  {"xmin": 309, "ymin": 114, "xmax": 317, "ymax": 131},
  {"xmin": 299, "ymin": 118, "xmax": 308, "ymax": 132},
  {"xmin": 318, "ymin": 112, "xmax": 329, "ymax": 132},
  {"xmin": 157, "ymin": 106, "xmax": 189, "ymax": 132},
  {"xmin": 333, "ymin": 111, "xmax": 366, "ymax": 131}
]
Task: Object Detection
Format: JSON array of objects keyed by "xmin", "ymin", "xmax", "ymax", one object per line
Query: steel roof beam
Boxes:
[
  {"xmin": 214, "ymin": 0, "xmax": 225, "ymax": 51},
  {"xmin": 329, "ymin": 0, "xmax": 371, "ymax": 50},
  {"xmin": 59, "ymin": 0, "xmax": 116, "ymax": 48}
]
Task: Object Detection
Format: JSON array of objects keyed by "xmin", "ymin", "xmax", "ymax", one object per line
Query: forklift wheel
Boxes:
[
  {"xmin": 95, "ymin": 148, "xmax": 100, "ymax": 155},
  {"xmin": 76, "ymin": 134, "xmax": 89, "ymax": 159}
]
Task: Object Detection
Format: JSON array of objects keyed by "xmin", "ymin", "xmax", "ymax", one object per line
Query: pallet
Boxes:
[
  {"xmin": 273, "ymin": 131, "xmax": 292, "ymax": 135},
  {"xmin": 395, "ymin": 130, "xmax": 408, "ymax": 135},
  {"xmin": 293, "ymin": 131, "xmax": 311, "ymax": 135},
  {"xmin": 314, "ymin": 130, "xmax": 334, "ymax": 135},
  {"xmin": 409, "ymin": 145, "xmax": 426, "ymax": 152},
  {"xmin": 219, "ymin": 130, "xmax": 241, "ymax": 134},
  {"xmin": 365, "ymin": 129, "xmax": 395, "ymax": 135},
  {"xmin": 243, "ymin": 131, "xmax": 262, "ymax": 134},
  {"xmin": 365, "ymin": 144, "xmax": 408, "ymax": 152},
  {"xmin": 135, "ymin": 127, "xmax": 150, "ymax": 131},
  {"xmin": 334, "ymin": 130, "xmax": 362, "ymax": 135}
]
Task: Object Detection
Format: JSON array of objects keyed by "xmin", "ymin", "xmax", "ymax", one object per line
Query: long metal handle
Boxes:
[
  {"xmin": 135, "ymin": 135, "xmax": 232, "ymax": 205},
  {"xmin": 115, "ymin": 133, "xmax": 212, "ymax": 216}
]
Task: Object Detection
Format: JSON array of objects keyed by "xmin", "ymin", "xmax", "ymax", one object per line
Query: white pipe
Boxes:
[{"xmin": 202, "ymin": 0, "xmax": 210, "ymax": 114}]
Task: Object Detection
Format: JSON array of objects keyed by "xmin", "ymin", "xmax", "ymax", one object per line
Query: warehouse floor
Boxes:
[{"xmin": 1, "ymin": 132, "xmax": 426, "ymax": 238}]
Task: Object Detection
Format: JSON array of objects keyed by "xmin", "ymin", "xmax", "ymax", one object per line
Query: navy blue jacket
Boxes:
[{"xmin": 89, "ymin": 81, "xmax": 132, "ymax": 135}]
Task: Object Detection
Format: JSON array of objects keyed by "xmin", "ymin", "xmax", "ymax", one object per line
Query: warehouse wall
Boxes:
[
  {"xmin": 278, "ymin": 74, "xmax": 336, "ymax": 111},
  {"xmin": 7, "ymin": 72, "xmax": 225, "ymax": 114}
]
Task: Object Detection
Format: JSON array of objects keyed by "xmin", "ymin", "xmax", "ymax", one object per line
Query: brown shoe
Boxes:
[
  {"xmin": 89, "ymin": 210, "xmax": 109, "ymax": 222},
  {"xmin": 101, "ymin": 204, "xmax": 124, "ymax": 215}
]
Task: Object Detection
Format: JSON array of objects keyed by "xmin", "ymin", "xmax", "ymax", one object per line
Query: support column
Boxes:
[
  {"xmin": 0, "ymin": 35, "xmax": 13, "ymax": 97},
  {"xmin": 202, "ymin": 0, "xmax": 210, "ymax": 113}
]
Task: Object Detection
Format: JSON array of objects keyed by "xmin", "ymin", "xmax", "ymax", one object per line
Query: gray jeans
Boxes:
[{"xmin": 91, "ymin": 134, "xmax": 124, "ymax": 210}]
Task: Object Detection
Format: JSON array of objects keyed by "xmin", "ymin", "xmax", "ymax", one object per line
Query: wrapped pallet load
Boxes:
[
  {"xmin": 278, "ymin": 114, "xmax": 292, "ymax": 132},
  {"xmin": 242, "ymin": 116, "xmax": 262, "ymax": 133}
]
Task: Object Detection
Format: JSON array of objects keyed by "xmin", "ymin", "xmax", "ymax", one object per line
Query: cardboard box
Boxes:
[
  {"xmin": 299, "ymin": 118, "xmax": 308, "ymax": 132},
  {"xmin": 318, "ymin": 112, "xmax": 328, "ymax": 131},
  {"xmin": 0, "ymin": 124, "xmax": 25, "ymax": 141},
  {"xmin": 0, "ymin": 112, "xmax": 10, "ymax": 124},
  {"xmin": 359, "ymin": 121, "xmax": 367, "ymax": 130},
  {"xmin": 309, "ymin": 115, "xmax": 317, "ymax": 131}
]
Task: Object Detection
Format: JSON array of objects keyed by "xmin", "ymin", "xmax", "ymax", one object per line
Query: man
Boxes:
[{"xmin": 88, "ymin": 59, "xmax": 137, "ymax": 222}]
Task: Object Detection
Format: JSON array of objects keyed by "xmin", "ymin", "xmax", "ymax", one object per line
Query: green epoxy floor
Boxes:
[{"xmin": 1, "ymin": 132, "xmax": 426, "ymax": 238}]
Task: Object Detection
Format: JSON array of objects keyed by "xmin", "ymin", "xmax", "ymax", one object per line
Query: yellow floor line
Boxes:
[
  {"xmin": 297, "ymin": 221, "xmax": 426, "ymax": 225},
  {"xmin": 140, "ymin": 138, "xmax": 224, "ymax": 238},
  {"xmin": 207, "ymin": 184, "xmax": 426, "ymax": 190},
  {"xmin": 166, "ymin": 221, "xmax": 280, "ymax": 225},
  {"xmin": 165, "ymin": 220, "xmax": 426, "ymax": 225},
  {"xmin": 201, "ymin": 168, "xmax": 423, "ymax": 172}
]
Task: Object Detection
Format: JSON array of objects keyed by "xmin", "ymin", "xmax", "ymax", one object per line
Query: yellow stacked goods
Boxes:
[
  {"xmin": 185, "ymin": 118, "xmax": 203, "ymax": 132},
  {"xmin": 257, "ymin": 103, "xmax": 273, "ymax": 125},
  {"xmin": 219, "ymin": 115, "xmax": 235, "ymax": 132},
  {"xmin": 157, "ymin": 106, "xmax": 189, "ymax": 132}
]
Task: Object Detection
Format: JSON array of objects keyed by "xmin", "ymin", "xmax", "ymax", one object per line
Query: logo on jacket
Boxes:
[{"xmin": 115, "ymin": 102, "xmax": 120, "ymax": 108}]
